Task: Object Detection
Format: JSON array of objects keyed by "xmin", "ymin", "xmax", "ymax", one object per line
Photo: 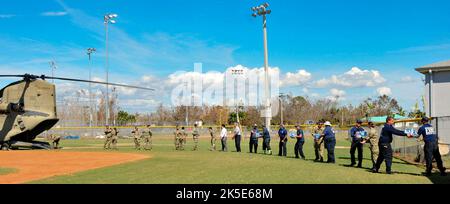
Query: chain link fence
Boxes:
[{"xmin": 391, "ymin": 120, "xmax": 450, "ymax": 166}]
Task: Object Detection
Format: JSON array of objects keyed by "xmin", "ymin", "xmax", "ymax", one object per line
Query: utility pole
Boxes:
[{"xmin": 49, "ymin": 61, "xmax": 57, "ymax": 83}]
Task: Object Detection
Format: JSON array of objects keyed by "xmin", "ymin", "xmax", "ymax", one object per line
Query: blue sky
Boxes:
[{"xmin": 1, "ymin": 0, "xmax": 450, "ymax": 113}]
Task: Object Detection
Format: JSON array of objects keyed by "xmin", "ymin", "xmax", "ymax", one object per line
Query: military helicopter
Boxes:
[{"xmin": 0, "ymin": 74, "xmax": 154, "ymax": 150}]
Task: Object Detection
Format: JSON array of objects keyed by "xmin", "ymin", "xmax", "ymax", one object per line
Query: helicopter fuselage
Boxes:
[{"xmin": 0, "ymin": 79, "xmax": 59, "ymax": 145}]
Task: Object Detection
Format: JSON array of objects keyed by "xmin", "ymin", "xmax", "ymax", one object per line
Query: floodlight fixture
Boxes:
[
  {"xmin": 104, "ymin": 13, "xmax": 118, "ymax": 24},
  {"xmin": 251, "ymin": 3, "xmax": 271, "ymax": 17}
]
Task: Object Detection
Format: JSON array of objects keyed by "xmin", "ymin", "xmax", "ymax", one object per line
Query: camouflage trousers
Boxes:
[
  {"xmin": 178, "ymin": 138, "xmax": 185, "ymax": 150},
  {"xmin": 52, "ymin": 138, "xmax": 61, "ymax": 149},
  {"xmin": 175, "ymin": 137, "xmax": 181, "ymax": 150},
  {"xmin": 210, "ymin": 137, "xmax": 217, "ymax": 151},
  {"xmin": 134, "ymin": 138, "xmax": 141, "ymax": 150},
  {"xmin": 104, "ymin": 136, "xmax": 113, "ymax": 149},
  {"xmin": 111, "ymin": 136, "xmax": 118, "ymax": 150},
  {"xmin": 369, "ymin": 144, "xmax": 379, "ymax": 167},
  {"xmin": 143, "ymin": 136, "xmax": 152, "ymax": 150},
  {"xmin": 314, "ymin": 140, "xmax": 324, "ymax": 161},
  {"xmin": 193, "ymin": 136, "xmax": 199, "ymax": 151}
]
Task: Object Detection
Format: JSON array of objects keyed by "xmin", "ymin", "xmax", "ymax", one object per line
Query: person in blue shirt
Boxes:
[
  {"xmin": 262, "ymin": 125, "xmax": 272, "ymax": 155},
  {"xmin": 249, "ymin": 124, "xmax": 259, "ymax": 154},
  {"xmin": 417, "ymin": 117, "xmax": 447, "ymax": 176},
  {"xmin": 349, "ymin": 120, "xmax": 365, "ymax": 168},
  {"xmin": 321, "ymin": 121, "xmax": 336, "ymax": 163},
  {"xmin": 294, "ymin": 125, "xmax": 306, "ymax": 160},
  {"xmin": 373, "ymin": 116, "xmax": 412, "ymax": 174},
  {"xmin": 278, "ymin": 124, "xmax": 288, "ymax": 157}
]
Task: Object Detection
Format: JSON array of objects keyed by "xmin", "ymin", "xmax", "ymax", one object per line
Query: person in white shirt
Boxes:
[
  {"xmin": 220, "ymin": 124, "xmax": 228, "ymax": 152},
  {"xmin": 233, "ymin": 122, "xmax": 242, "ymax": 152}
]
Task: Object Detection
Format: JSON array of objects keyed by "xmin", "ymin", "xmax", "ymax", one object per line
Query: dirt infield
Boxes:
[{"xmin": 0, "ymin": 151, "xmax": 150, "ymax": 184}]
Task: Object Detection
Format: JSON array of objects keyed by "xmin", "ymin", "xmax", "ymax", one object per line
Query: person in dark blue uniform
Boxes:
[
  {"xmin": 262, "ymin": 125, "xmax": 272, "ymax": 155},
  {"xmin": 373, "ymin": 116, "xmax": 412, "ymax": 174},
  {"xmin": 278, "ymin": 124, "xmax": 288, "ymax": 157},
  {"xmin": 249, "ymin": 124, "xmax": 259, "ymax": 153},
  {"xmin": 322, "ymin": 121, "xmax": 336, "ymax": 163},
  {"xmin": 349, "ymin": 120, "xmax": 365, "ymax": 168},
  {"xmin": 294, "ymin": 125, "xmax": 306, "ymax": 160},
  {"xmin": 417, "ymin": 117, "xmax": 447, "ymax": 176}
]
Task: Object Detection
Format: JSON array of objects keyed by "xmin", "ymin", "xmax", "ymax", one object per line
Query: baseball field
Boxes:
[{"xmin": 0, "ymin": 133, "xmax": 449, "ymax": 184}]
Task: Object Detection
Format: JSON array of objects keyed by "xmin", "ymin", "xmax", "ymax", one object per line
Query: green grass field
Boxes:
[{"xmin": 30, "ymin": 134, "xmax": 450, "ymax": 184}]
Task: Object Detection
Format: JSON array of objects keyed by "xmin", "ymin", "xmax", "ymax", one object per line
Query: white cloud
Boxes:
[
  {"xmin": 314, "ymin": 67, "xmax": 386, "ymax": 88},
  {"xmin": 119, "ymin": 99, "xmax": 159, "ymax": 108},
  {"xmin": 327, "ymin": 88, "xmax": 346, "ymax": 102},
  {"xmin": 281, "ymin": 69, "xmax": 312, "ymax": 87},
  {"xmin": 377, "ymin": 87, "xmax": 392, "ymax": 96},
  {"xmin": 41, "ymin": 11, "xmax": 68, "ymax": 17},
  {"xmin": 330, "ymin": 88, "xmax": 346, "ymax": 97}
]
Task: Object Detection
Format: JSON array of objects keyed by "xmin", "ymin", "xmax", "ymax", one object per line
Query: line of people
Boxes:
[
  {"xmin": 173, "ymin": 124, "xmax": 200, "ymax": 151},
  {"xmin": 214, "ymin": 122, "xmax": 336, "ymax": 163},
  {"xmin": 102, "ymin": 116, "xmax": 447, "ymax": 176},
  {"xmin": 104, "ymin": 125, "xmax": 153, "ymax": 150}
]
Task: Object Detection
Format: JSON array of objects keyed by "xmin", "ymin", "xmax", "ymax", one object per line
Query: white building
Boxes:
[{"xmin": 416, "ymin": 60, "xmax": 450, "ymax": 145}]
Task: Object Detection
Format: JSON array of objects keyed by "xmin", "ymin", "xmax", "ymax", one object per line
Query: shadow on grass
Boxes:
[
  {"xmin": 338, "ymin": 157, "xmax": 407, "ymax": 165},
  {"xmin": 426, "ymin": 172, "xmax": 450, "ymax": 184}
]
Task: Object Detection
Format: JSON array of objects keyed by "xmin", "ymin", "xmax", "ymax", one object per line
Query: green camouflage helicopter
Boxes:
[{"xmin": 0, "ymin": 74, "xmax": 153, "ymax": 150}]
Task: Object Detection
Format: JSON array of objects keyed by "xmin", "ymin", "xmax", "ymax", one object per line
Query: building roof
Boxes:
[
  {"xmin": 416, "ymin": 60, "xmax": 450, "ymax": 74},
  {"xmin": 363, "ymin": 114, "xmax": 408, "ymax": 123}
]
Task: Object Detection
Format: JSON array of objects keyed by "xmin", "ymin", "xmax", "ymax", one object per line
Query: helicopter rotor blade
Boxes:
[
  {"xmin": 0, "ymin": 75, "xmax": 27, "ymax": 78},
  {"xmin": 0, "ymin": 74, "xmax": 154, "ymax": 91},
  {"xmin": 46, "ymin": 76, "xmax": 155, "ymax": 91}
]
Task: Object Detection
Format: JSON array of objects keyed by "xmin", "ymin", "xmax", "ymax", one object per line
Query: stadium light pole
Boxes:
[
  {"xmin": 104, "ymin": 13, "xmax": 118, "ymax": 126},
  {"xmin": 231, "ymin": 68, "xmax": 244, "ymax": 125},
  {"xmin": 252, "ymin": 3, "xmax": 272, "ymax": 130},
  {"xmin": 87, "ymin": 48, "xmax": 96, "ymax": 130},
  {"xmin": 279, "ymin": 93, "xmax": 284, "ymax": 125},
  {"xmin": 185, "ymin": 81, "xmax": 189, "ymax": 126}
]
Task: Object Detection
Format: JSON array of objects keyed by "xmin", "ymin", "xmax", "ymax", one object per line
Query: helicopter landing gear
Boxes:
[{"xmin": 1, "ymin": 142, "xmax": 10, "ymax": 151}]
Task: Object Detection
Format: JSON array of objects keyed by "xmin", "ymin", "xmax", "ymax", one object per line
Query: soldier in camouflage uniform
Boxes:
[
  {"xmin": 51, "ymin": 134, "xmax": 61, "ymax": 149},
  {"xmin": 179, "ymin": 127, "xmax": 187, "ymax": 150},
  {"xmin": 209, "ymin": 127, "xmax": 216, "ymax": 151},
  {"xmin": 192, "ymin": 123, "xmax": 200, "ymax": 151},
  {"xmin": 363, "ymin": 122, "xmax": 379, "ymax": 170},
  {"xmin": 111, "ymin": 127, "xmax": 119, "ymax": 150},
  {"xmin": 312, "ymin": 122, "xmax": 324, "ymax": 162},
  {"xmin": 174, "ymin": 126, "xmax": 181, "ymax": 150},
  {"xmin": 143, "ymin": 125, "xmax": 153, "ymax": 151},
  {"xmin": 131, "ymin": 126, "xmax": 142, "ymax": 150},
  {"xmin": 104, "ymin": 126, "xmax": 113, "ymax": 150}
]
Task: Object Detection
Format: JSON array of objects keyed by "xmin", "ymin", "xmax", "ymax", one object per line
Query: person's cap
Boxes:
[
  {"xmin": 421, "ymin": 117, "xmax": 430, "ymax": 123},
  {"xmin": 253, "ymin": 124, "xmax": 258, "ymax": 127},
  {"xmin": 356, "ymin": 119, "xmax": 363, "ymax": 124},
  {"xmin": 324, "ymin": 121, "xmax": 332, "ymax": 126}
]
